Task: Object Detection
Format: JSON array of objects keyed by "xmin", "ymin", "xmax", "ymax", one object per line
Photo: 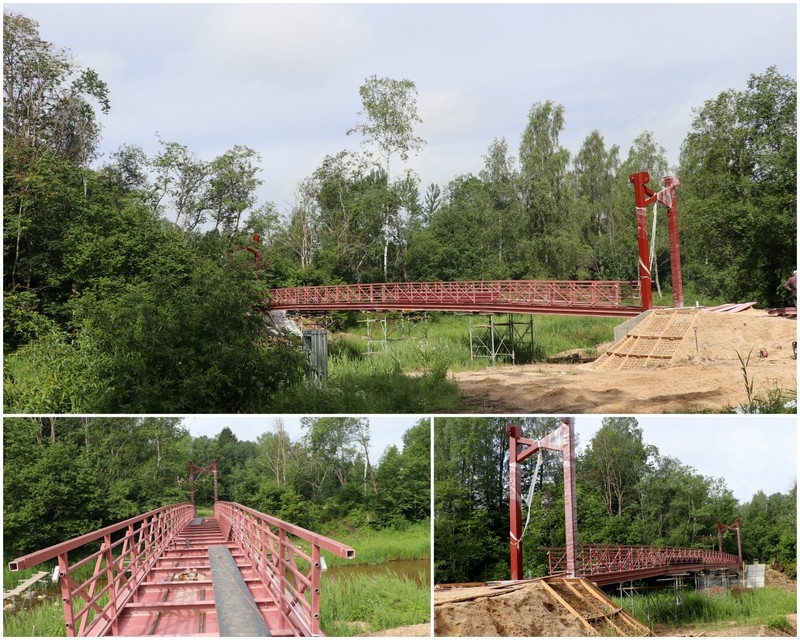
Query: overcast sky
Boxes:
[
  {"xmin": 572, "ymin": 414, "xmax": 796, "ymax": 503},
  {"xmin": 9, "ymin": 3, "xmax": 796, "ymax": 213}
]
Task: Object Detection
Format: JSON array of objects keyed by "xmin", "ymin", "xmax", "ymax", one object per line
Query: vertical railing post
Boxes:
[
  {"xmin": 311, "ymin": 544, "xmax": 322, "ymax": 635},
  {"xmin": 58, "ymin": 553, "xmax": 75, "ymax": 637},
  {"xmin": 103, "ymin": 534, "xmax": 119, "ymax": 635}
]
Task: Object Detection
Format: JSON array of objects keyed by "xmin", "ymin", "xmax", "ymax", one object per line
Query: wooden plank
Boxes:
[
  {"xmin": 3, "ymin": 571, "xmax": 49, "ymax": 599},
  {"xmin": 539, "ymin": 579, "xmax": 595, "ymax": 635},
  {"xmin": 563, "ymin": 579, "xmax": 626, "ymax": 636}
]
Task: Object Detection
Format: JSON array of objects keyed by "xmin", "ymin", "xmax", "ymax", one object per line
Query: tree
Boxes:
[
  {"xmin": 208, "ymin": 145, "xmax": 263, "ymax": 235},
  {"xmin": 348, "ymin": 75, "xmax": 426, "ymax": 279},
  {"xmin": 518, "ymin": 101, "xmax": 589, "ymax": 278},
  {"xmin": 679, "ymin": 67, "xmax": 796, "ymax": 305},
  {"xmin": 150, "ymin": 138, "xmax": 211, "ymax": 232},
  {"xmin": 3, "ymin": 11, "xmax": 110, "ymax": 166},
  {"xmin": 581, "ymin": 417, "xmax": 654, "ymax": 517}
]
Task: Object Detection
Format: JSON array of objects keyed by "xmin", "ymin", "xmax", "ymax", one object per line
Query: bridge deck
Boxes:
[
  {"xmin": 8, "ymin": 502, "xmax": 354, "ymax": 637},
  {"xmin": 114, "ymin": 518, "xmax": 288, "ymax": 636}
]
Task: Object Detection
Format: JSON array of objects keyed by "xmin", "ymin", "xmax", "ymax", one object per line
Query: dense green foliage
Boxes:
[
  {"xmin": 434, "ymin": 417, "xmax": 797, "ymax": 583},
  {"xmin": 3, "ymin": 416, "xmax": 431, "ymax": 561},
  {"xmin": 3, "ymin": 12, "xmax": 796, "ymax": 412}
]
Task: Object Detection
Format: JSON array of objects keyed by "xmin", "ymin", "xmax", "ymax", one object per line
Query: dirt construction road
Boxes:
[{"xmin": 453, "ymin": 310, "xmax": 797, "ymax": 413}]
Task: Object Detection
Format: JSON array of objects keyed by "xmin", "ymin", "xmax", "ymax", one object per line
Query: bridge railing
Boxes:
[
  {"xmin": 268, "ymin": 280, "xmax": 641, "ymax": 312},
  {"xmin": 8, "ymin": 503, "xmax": 195, "ymax": 637},
  {"xmin": 215, "ymin": 501, "xmax": 355, "ymax": 637},
  {"xmin": 542, "ymin": 545, "xmax": 742, "ymax": 578}
]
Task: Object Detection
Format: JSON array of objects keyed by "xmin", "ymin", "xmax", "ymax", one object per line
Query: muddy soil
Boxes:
[{"xmin": 453, "ymin": 311, "xmax": 797, "ymax": 413}]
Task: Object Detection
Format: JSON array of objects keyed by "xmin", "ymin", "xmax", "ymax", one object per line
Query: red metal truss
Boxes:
[
  {"xmin": 8, "ymin": 504, "xmax": 195, "ymax": 636},
  {"xmin": 214, "ymin": 501, "xmax": 355, "ymax": 637},
  {"xmin": 268, "ymin": 280, "xmax": 643, "ymax": 317},
  {"xmin": 542, "ymin": 545, "xmax": 742, "ymax": 586}
]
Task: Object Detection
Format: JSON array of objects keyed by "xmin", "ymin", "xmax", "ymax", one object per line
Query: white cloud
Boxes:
[{"xmin": 191, "ymin": 4, "xmax": 370, "ymax": 89}]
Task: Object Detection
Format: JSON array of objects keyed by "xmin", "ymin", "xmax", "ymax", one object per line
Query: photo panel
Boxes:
[
  {"xmin": 3, "ymin": 415, "xmax": 433, "ymax": 637},
  {"xmin": 432, "ymin": 414, "xmax": 797, "ymax": 637}
]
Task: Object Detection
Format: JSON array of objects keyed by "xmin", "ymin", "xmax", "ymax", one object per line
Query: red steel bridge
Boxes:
[
  {"xmin": 507, "ymin": 420, "xmax": 742, "ymax": 587},
  {"xmin": 267, "ymin": 280, "xmax": 644, "ymax": 318},
  {"xmin": 8, "ymin": 501, "xmax": 354, "ymax": 637},
  {"xmin": 265, "ymin": 172, "xmax": 683, "ymax": 319},
  {"xmin": 540, "ymin": 545, "xmax": 742, "ymax": 586}
]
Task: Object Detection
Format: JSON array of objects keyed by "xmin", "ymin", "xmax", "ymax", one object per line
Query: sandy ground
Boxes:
[
  {"xmin": 434, "ymin": 582, "xmax": 590, "ymax": 636},
  {"xmin": 432, "ymin": 569, "xmax": 797, "ymax": 637},
  {"xmin": 453, "ymin": 311, "xmax": 797, "ymax": 413}
]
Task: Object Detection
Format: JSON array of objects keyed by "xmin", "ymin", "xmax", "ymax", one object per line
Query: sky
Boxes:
[{"xmin": 9, "ymin": 3, "xmax": 797, "ymax": 214}]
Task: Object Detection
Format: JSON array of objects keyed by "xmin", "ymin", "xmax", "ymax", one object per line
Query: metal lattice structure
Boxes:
[
  {"xmin": 542, "ymin": 545, "xmax": 742, "ymax": 586},
  {"xmin": 269, "ymin": 280, "xmax": 642, "ymax": 317},
  {"xmin": 470, "ymin": 314, "xmax": 534, "ymax": 364},
  {"xmin": 9, "ymin": 503, "xmax": 354, "ymax": 636}
]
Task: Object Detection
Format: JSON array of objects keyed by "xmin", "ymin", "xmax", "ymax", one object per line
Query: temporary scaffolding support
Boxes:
[
  {"xmin": 361, "ymin": 312, "xmax": 428, "ymax": 353},
  {"xmin": 469, "ymin": 314, "xmax": 534, "ymax": 364},
  {"xmin": 506, "ymin": 418, "xmax": 578, "ymax": 581}
]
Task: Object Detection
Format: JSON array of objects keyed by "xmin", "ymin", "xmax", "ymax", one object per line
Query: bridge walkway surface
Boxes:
[{"xmin": 8, "ymin": 502, "xmax": 355, "ymax": 637}]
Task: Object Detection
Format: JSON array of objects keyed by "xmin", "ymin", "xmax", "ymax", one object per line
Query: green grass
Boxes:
[
  {"xmin": 270, "ymin": 312, "xmax": 619, "ymax": 412},
  {"xmin": 320, "ymin": 571, "xmax": 430, "ymax": 636},
  {"xmin": 320, "ymin": 520, "xmax": 430, "ymax": 568},
  {"xmin": 613, "ymin": 587, "xmax": 796, "ymax": 630}
]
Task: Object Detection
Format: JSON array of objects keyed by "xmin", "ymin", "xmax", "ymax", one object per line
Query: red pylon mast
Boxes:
[
  {"xmin": 629, "ymin": 172, "xmax": 683, "ymax": 309},
  {"xmin": 188, "ymin": 459, "xmax": 218, "ymax": 506},
  {"xmin": 506, "ymin": 418, "xmax": 578, "ymax": 580}
]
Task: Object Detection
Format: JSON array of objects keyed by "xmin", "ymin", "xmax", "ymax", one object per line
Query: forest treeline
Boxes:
[
  {"xmin": 3, "ymin": 11, "xmax": 797, "ymax": 412},
  {"xmin": 434, "ymin": 417, "xmax": 797, "ymax": 584},
  {"xmin": 3, "ymin": 416, "xmax": 430, "ymax": 560}
]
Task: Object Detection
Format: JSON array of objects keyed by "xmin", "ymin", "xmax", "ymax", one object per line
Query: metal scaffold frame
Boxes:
[
  {"xmin": 360, "ymin": 312, "xmax": 429, "ymax": 353},
  {"xmin": 469, "ymin": 313, "xmax": 534, "ymax": 364}
]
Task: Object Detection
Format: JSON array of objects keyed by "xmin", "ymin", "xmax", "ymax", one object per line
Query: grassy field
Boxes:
[
  {"xmin": 613, "ymin": 587, "xmax": 797, "ymax": 631},
  {"xmin": 320, "ymin": 571, "xmax": 430, "ymax": 636},
  {"xmin": 318, "ymin": 521, "xmax": 431, "ymax": 636}
]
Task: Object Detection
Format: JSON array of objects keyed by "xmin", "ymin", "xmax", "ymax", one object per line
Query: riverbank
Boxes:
[{"xmin": 319, "ymin": 521, "xmax": 431, "ymax": 636}]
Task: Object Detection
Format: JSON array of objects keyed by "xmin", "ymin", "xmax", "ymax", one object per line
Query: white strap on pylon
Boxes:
[
  {"xmin": 516, "ymin": 442, "xmax": 543, "ymax": 548},
  {"xmin": 650, "ymin": 202, "xmax": 662, "ymax": 297}
]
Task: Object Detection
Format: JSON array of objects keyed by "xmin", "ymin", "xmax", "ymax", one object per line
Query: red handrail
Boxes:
[
  {"xmin": 8, "ymin": 503, "xmax": 195, "ymax": 637},
  {"xmin": 267, "ymin": 280, "xmax": 642, "ymax": 317},
  {"xmin": 214, "ymin": 501, "xmax": 354, "ymax": 637},
  {"xmin": 542, "ymin": 544, "xmax": 741, "ymax": 579}
]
